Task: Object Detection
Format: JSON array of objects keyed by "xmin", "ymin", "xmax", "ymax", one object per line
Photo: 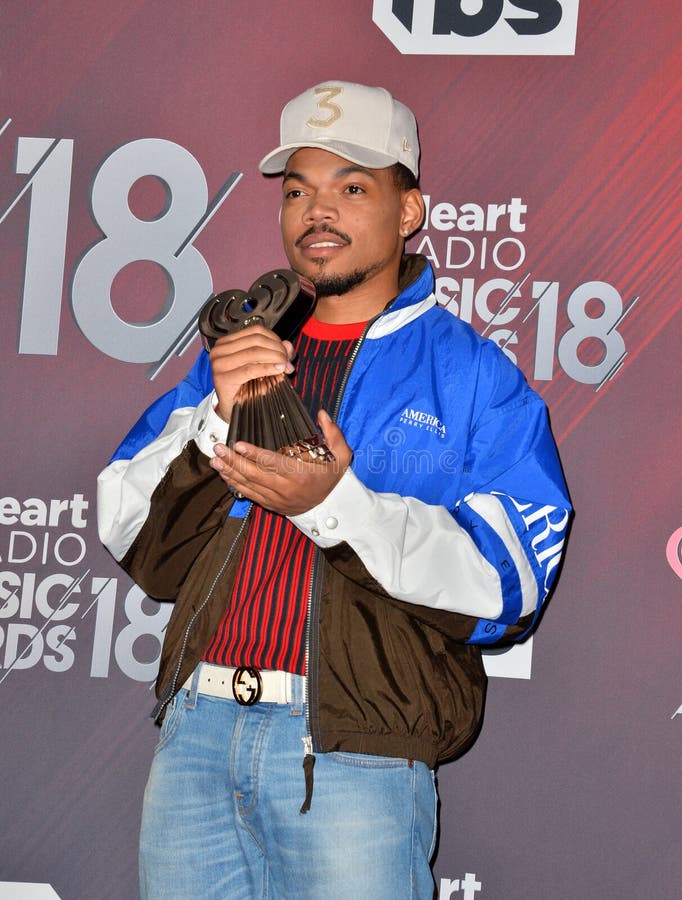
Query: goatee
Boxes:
[{"xmin": 310, "ymin": 264, "xmax": 380, "ymax": 299}]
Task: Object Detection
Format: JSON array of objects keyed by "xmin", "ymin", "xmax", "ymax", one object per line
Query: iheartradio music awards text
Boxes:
[{"xmin": 0, "ymin": 492, "xmax": 171, "ymax": 682}]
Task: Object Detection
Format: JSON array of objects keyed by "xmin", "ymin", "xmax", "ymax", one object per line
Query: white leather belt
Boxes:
[{"xmin": 183, "ymin": 663, "xmax": 299, "ymax": 706}]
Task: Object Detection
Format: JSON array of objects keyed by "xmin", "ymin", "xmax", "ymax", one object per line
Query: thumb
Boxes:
[
  {"xmin": 317, "ymin": 410, "xmax": 352, "ymax": 467},
  {"xmin": 282, "ymin": 339, "xmax": 296, "ymax": 373}
]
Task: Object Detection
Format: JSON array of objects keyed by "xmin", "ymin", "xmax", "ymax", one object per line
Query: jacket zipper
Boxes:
[
  {"xmin": 331, "ymin": 318, "xmax": 375, "ymax": 421},
  {"xmin": 300, "ymin": 553, "xmax": 319, "ymax": 813},
  {"xmin": 299, "ymin": 315, "xmax": 379, "ymax": 810},
  {"xmin": 153, "ymin": 506, "xmax": 251, "ymax": 721}
]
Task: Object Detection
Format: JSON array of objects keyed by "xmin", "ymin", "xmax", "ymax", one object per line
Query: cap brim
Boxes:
[{"xmin": 258, "ymin": 141, "xmax": 402, "ymax": 175}]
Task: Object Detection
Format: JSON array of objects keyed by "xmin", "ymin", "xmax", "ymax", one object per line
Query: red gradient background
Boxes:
[{"xmin": 0, "ymin": 2, "xmax": 679, "ymax": 897}]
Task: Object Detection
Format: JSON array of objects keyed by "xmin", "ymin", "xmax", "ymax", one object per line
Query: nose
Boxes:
[{"xmin": 302, "ymin": 191, "xmax": 338, "ymax": 225}]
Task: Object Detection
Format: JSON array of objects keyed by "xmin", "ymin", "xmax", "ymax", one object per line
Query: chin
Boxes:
[{"xmin": 310, "ymin": 268, "xmax": 372, "ymax": 299}]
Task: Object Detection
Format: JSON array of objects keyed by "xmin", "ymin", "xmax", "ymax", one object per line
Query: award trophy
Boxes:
[{"xmin": 197, "ymin": 270, "xmax": 334, "ymax": 462}]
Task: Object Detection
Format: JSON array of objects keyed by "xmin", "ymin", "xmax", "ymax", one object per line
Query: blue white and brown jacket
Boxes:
[{"xmin": 98, "ymin": 255, "xmax": 572, "ymax": 767}]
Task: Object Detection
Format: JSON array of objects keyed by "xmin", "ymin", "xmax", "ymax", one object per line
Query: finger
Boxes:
[
  {"xmin": 213, "ymin": 443, "xmax": 280, "ymax": 487},
  {"xmin": 210, "ymin": 347, "xmax": 291, "ymax": 377},
  {"xmin": 317, "ymin": 410, "xmax": 352, "ymax": 467},
  {"xmin": 211, "ymin": 328, "xmax": 292, "ymax": 371},
  {"xmin": 231, "ymin": 441, "xmax": 287, "ymax": 484},
  {"xmin": 212, "ymin": 324, "xmax": 282, "ymax": 348},
  {"xmin": 230, "ymin": 440, "xmax": 259, "ymax": 459},
  {"xmin": 212, "ymin": 328, "xmax": 294, "ymax": 367},
  {"xmin": 209, "ymin": 451, "xmax": 228, "ymax": 475},
  {"xmin": 213, "ymin": 360, "xmax": 290, "ymax": 388}
]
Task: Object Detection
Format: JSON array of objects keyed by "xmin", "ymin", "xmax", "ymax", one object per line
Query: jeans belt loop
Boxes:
[{"xmin": 186, "ymin": 664, "xmax": 202, "ymax": 709}]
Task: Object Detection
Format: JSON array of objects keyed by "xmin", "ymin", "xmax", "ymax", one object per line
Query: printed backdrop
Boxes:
[{"xmin": 1, "ymin": 2, "xmax": 680, "ymax": 898}]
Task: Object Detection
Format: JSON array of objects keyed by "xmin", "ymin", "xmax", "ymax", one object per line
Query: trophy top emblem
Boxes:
[{"xmin": 198, "ymin": 269, "xmax": 317, "ymax": 350}]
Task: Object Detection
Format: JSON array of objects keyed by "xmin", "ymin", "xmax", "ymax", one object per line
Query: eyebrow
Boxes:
[{"xmin": 282, "ymin": 164, "xmax": 378, "ymax": 184}]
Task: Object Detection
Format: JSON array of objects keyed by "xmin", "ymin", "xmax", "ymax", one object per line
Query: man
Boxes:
[{"xmin": 98, "ymin": 81, "xmax": 571, "ymax": 899}]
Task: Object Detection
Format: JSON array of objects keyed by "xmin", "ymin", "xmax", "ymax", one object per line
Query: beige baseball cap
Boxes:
[{"xmin": 259, "ymin": 81, "xmax": 420, "ymax": 178}]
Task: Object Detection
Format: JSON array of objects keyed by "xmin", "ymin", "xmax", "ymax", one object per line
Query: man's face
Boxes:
[{"xmin": 280, "ymin": 148, "xmax": 409, "ymax": 302}]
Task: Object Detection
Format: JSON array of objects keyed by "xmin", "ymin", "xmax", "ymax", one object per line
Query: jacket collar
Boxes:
[{"xmin": 366, "ymin": 254, "xmax": 436, "ymax": 340}]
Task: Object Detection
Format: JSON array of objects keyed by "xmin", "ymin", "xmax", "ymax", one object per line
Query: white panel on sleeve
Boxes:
[
  {"xmin": 289, "ymin": 468, "xmax": 505, "ymax": 619},
  {"xmin": 97, "ymin": 393, "xmax": 226, "ymax": 561}
]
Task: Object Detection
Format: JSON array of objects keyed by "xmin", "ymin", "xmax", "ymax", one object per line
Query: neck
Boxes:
[{"xmin": 313, "ymin": 291, "xmax": 392, "ymax": 324}]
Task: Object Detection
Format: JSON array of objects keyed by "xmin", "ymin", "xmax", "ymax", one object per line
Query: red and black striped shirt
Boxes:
[{"xmin": 203, "ymin": 317, "xmax": 366, "ymax": 674}]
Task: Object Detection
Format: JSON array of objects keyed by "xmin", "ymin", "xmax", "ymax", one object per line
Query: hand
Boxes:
[
  {"xmin": 209, "ymin": 411, "xmax": 353, "ymax": 516},
  {"xmin": 209, "ymin": 325, "xmax": 295, "ymax": 423}
]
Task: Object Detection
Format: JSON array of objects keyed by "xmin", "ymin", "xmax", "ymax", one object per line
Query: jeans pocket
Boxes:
[
  {"xmin": 154, "ymin": 691, "xmax": 186, "ymax": 755},
  {"xmin": 328, "ymin": 750, "xmax": 411, "ymax": 769}
]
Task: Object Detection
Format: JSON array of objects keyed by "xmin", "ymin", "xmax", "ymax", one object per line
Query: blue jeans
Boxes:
[{"xmin": 140, "ymin": 665, "xmax": 438, "ymax": 899}]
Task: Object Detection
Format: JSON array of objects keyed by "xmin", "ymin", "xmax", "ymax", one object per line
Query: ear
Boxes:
[{"xmin": 399, "ymin": 189, "xmax": 425, "ymax": 238}]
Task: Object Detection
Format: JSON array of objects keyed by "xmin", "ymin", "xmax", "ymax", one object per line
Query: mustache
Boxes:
[{"xmin": 295, "ymin": 225, "xmax": 352, "ymax": 247}]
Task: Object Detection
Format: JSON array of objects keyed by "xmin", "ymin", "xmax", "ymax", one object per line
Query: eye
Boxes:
[
  {"xmin": 344, "ymin": 183, "xmax": 365, "ymax": 195},
  {"xmin": 284, "ymin": 188, "xmax": 305, "ymax": 200}
]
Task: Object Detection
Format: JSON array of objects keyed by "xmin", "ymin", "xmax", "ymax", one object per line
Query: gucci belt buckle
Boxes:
[{"xmin": 232, "ymin": 666, "xmax": 263, "ymax": 705}]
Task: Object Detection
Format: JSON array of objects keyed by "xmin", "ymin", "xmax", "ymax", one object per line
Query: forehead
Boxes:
[{"xmin": 283, "ymin": 147, "xmax": 392, "ymax": 184}]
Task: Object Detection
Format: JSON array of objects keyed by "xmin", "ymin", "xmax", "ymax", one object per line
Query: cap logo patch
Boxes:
[{"xmin": 306, "ymin": 86, "xmax": 343, "ymax": 128}]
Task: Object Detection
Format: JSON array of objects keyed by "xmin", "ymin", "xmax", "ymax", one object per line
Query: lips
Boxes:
[
  {"xmin": 296, "ymin": 227, "xmax": 351, "ymax": 252},
  {"xmin": 306, "ymin": 238, "xmax": 345, "ymax": 248}
]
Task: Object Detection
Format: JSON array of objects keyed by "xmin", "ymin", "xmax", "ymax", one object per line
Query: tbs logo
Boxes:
[{"xmin": 373, "ymin": 0, "xmax": 580, "ymax": 55}]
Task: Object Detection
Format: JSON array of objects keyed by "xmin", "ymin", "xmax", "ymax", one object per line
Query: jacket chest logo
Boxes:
[{"xmin": 399, "ymin": 407, "xmax": 446, "ymax": 439}]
